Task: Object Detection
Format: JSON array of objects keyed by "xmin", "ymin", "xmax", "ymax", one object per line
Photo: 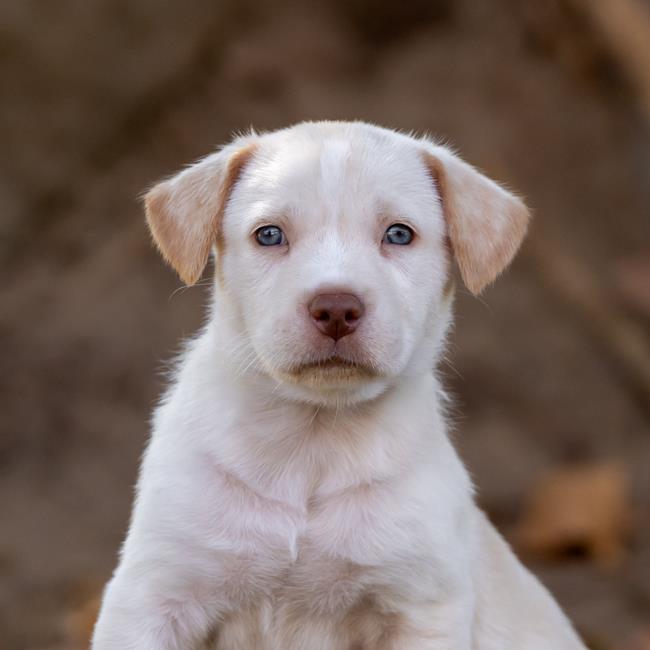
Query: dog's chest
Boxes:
[
  {"xmin": 209, "ymin": 472, "xmax": 438, "ymax": 649},
  {"xmin": 213, "ymin": 547, "xmax": 401, "ymax": 650},
  {"xmin": 216, "ymin": 495, "xmax": 431, "ymax": 650}
]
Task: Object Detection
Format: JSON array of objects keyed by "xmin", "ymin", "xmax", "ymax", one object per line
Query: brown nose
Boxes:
[{"xmin": 308, "ymin": 293, "xmax": 365, "ymax": 341}]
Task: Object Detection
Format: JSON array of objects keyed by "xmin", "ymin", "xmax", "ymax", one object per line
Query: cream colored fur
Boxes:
[{"xmin": 92, "ymin": 121, "xmax": 585, "ymax": 649}]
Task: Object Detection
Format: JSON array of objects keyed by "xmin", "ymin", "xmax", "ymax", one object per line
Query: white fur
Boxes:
[{"xmin": 93, "ymin": 122, "xmax": 586, "ymax": 649}]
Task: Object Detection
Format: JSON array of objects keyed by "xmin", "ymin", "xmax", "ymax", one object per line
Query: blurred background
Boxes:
[{"xmin": 1, "ymin": 0, "xmax": 649, "ymax": 648}]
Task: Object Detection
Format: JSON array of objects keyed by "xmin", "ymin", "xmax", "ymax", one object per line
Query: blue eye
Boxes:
[
  {"xmin": 255, "ymin": 225, "xmax": 286, "ymax": 246},
  {"xmin": 383, "ymin": 224, "xmax": 414, "ymax": 245}
]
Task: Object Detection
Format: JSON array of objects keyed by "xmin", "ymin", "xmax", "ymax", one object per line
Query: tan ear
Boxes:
[
  {"xmin": 144, "ymin": 141, "xmax": 257, "ymax": 285},
  {"xmin": 423, "ymin": 147, "xmax": 530, "ymax": 294}
]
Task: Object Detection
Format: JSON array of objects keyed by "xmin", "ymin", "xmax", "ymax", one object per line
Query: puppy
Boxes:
[{"xmin": 92, "ymin": 121, "xmax": 586, "ymax": 649}]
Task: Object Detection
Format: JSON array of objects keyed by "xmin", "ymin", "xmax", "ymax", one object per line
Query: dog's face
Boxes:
[
  {"xmin": 219, "ymin": 128, "xmax": 452, "ymax": 403},
  {"xmin": 145, "ymin": 122, "xmax": 529, "ymax": 405}
]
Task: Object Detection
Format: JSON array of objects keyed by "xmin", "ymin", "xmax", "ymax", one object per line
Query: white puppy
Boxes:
[{"xmin": 93, "ymin": 121, "xmax": 586, "ymax": 649}]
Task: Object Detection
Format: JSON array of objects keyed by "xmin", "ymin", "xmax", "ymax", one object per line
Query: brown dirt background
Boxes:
[{"xmin": 1, "ymin": 1, "xmax": 649, "ymax": 648}]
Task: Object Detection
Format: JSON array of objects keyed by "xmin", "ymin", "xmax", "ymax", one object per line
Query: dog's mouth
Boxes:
[{"xmin": 280, "ymin": 356, "xmax": 379, "ymax": 385}]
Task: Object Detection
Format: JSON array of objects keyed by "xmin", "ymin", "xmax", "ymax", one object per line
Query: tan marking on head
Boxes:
[
  {"xmin": 212, "ymin": 145, "xmax": 258, "ymax": 284},
  {"xmin": 442, "ymin": 276, "xmax": 456, "ymax": 304},
  {"xmin": 423, "ymin": 150, "xmax": 530, "ymax": 294},
  {"xmin": 144, "ymin": 143, "xmax": 258, "ymax": 285}
]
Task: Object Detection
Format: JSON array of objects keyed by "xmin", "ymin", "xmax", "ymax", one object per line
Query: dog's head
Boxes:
[{"xmin": 145, "ymin": 122, "xmax": 529, "ymax": 405}]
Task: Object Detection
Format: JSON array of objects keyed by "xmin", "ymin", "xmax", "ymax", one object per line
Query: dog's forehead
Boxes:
[
  {"xmin": 318, "ymin": 138, "xmax": 352, "ymax": 198},
  {"xmin": 258, "ymin": 128, "xmax": 419, "ymax": 186},
  {"xmin": 239, "ymin": 126, "xmax": 436, "ymax": 225}
]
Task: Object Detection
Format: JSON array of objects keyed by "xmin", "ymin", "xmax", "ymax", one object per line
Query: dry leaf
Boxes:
[{"xmin": 515, "ymin": 461, "xmax": 631, "ymax": 568}]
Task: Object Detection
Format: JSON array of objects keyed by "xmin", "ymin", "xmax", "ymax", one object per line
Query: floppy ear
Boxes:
[
  {"xmin": 423, "ymin": 146, "xmax": 530, "ymax": 295},
  {"xmin": 144, "ymin": 139, "xmax": 258, "ymax": 285}
]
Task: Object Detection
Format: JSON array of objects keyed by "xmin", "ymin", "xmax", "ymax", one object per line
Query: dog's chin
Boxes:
[{"xmin": 269, "ymin": 357, "xmax": 389, "ymax": 406}]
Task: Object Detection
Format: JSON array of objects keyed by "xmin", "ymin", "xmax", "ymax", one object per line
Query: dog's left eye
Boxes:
[
  {"xmin": 255, "ymin": 226, "xmax": 286, "ymax": 246},
  {"xmin": 383, "ymin": 223, "xmax": 414, "ymax": 245}
]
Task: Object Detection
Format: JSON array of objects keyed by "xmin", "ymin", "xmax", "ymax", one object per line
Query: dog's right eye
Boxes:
[{"xmin": 255, "ymin": 226, "xmax": 286, "ymax": 246}]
